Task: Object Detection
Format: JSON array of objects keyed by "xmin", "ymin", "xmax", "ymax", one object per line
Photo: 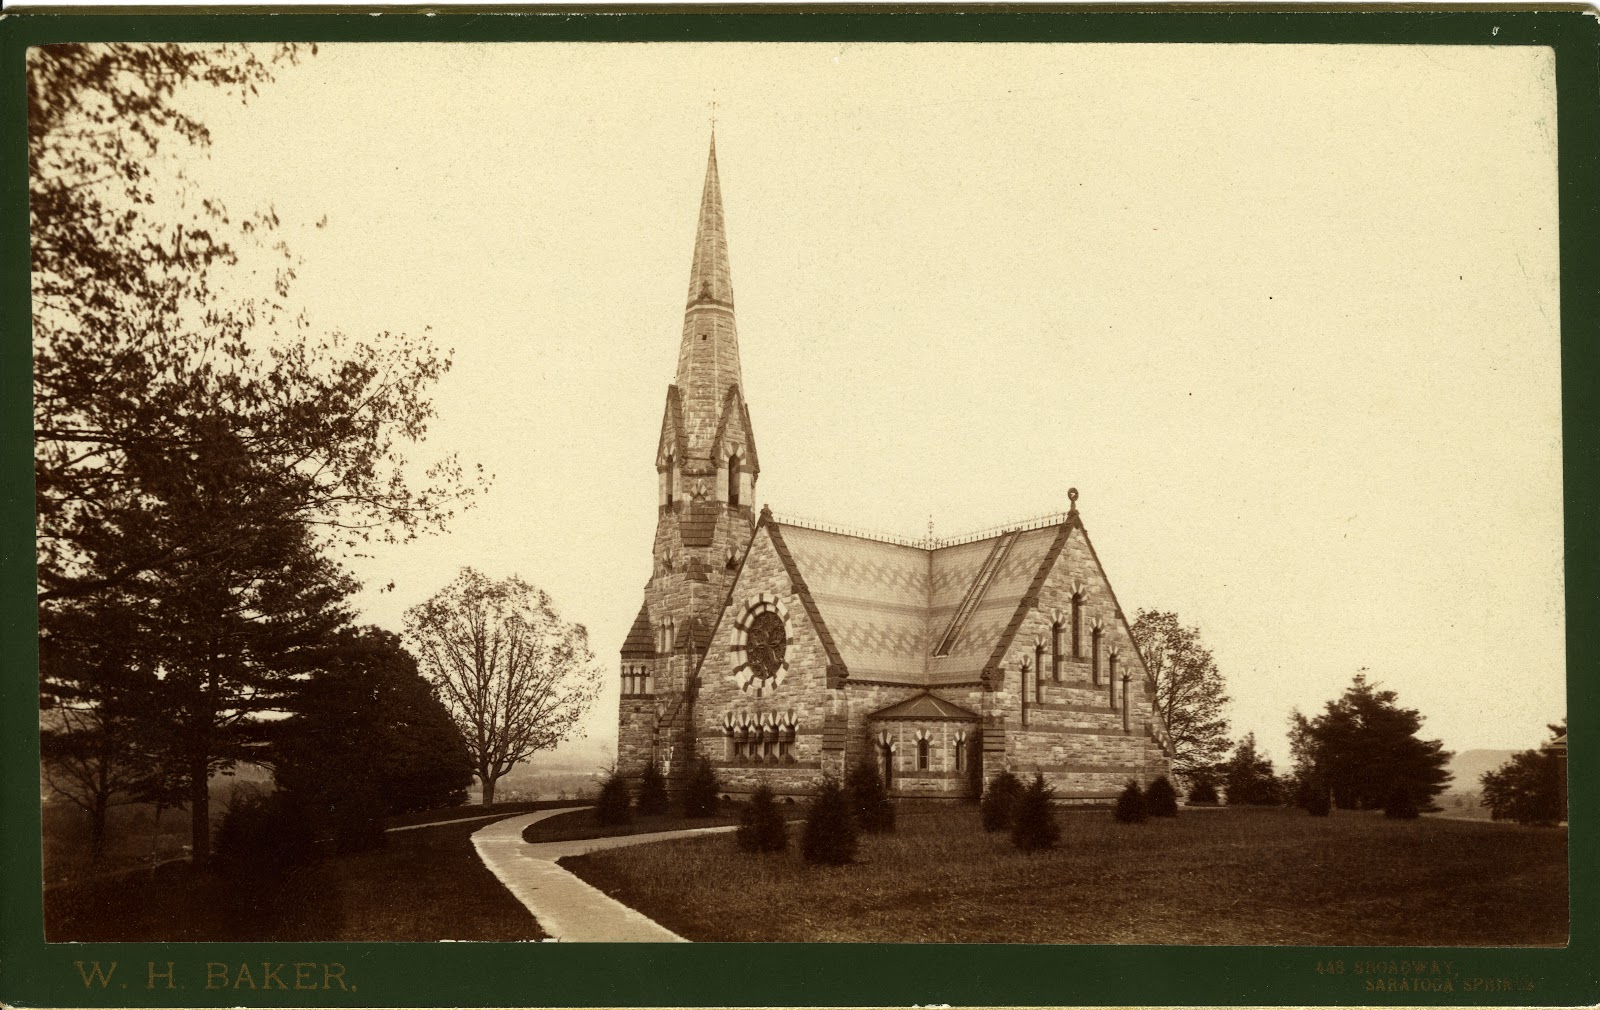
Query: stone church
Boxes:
[{"xmin": 618, "ymin": 136, "xmax": 1173, "ymax": 801}]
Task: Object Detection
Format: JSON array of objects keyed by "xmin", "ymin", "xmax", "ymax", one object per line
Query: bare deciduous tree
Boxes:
[{"xmin": 404, "ymin": 568, "xmax": 603, "ymax": 805}]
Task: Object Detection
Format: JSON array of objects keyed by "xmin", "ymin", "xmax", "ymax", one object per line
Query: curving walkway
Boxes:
[{"xmin": 470, "ymin": 808, "xmax": 737, "ymax": 942}]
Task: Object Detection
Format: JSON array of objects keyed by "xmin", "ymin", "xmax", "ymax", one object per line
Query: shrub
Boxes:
[
  {"xmin": 1383, "ymin": 785, "xmax": 1419, "ymax": 820},
  {"xmin": 1144, "ymin": 776, "xmax": 1179, "ymax": 817},
  {"xmin": 1305, "ymin": 785, "xmax": 1332, "ymax": 817},
  {"xmin": 636, "ymin": 759, "xmax": 670, "ymax": 816},
  {"xmin": 596, "ymin": 771, "xmax": 633, "ymax": 826},
  {"xmin": 1115, "ymin": 780, "xmax": 1148, "ymax": 824},
  {"xmin": 214, "ymin": 790, "xmax": 318, "ymax": 878},
  {"xmin": 1010, "ymin": 772, "xmax": 1061, "ymax": 852},
  {"xmin": 736, "ymin": 784, "xmax": 788, "ymax": 853},
  {"xmin": 1187, "ymin": 779, "xmax": 1220, "ymax": 806},
  {"xmin": 682, "ymin": 756, "xmax": 720, "ymax": 818},
  {"xmin": 801, "ymin": 776, "xmax": 857, "ymax": 865},
  {"xmin": 980, "ymin": 770, "xmax": 1024, "ymax": 831},
  {"xmin": 845, "ymin": 757, "xmax": 896, "ymax": 833}
]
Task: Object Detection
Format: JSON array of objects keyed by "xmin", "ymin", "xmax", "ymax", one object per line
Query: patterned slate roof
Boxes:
[
  {"xmin": 773, "ymin": 519, "xmax": 1069, "ymax": 686},
  {"xmin": 621, "ymin": 602, "xmax": 654, "ymax": 657},
  {"xmin": 868, "ymin": 691, "xmax": 979, "ymax": 722},
  {"xmin": 678, "ymin": 501, "xmax": 722, "ymax": 547}
]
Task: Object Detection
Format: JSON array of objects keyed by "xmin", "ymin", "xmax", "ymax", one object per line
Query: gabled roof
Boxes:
[
  {"xmin": 621, "ymin": 603, "xmax": 654, "ymax": 657},
  {"xmin": 657, "ymin": 385, "xmax": 688, "ymax": 465},
  {"xmin": 868, "ymin": 691, "xmax": 979, "ymax": 722},
  {"xmin": 763, "ymin": 512, "xmax": 849, "ymax": 681},
  {"xmin": 766, "ymin": 516, "xmax": 1071, "ymax": 686},
  {"xmin": 709, "ymin": 384, "xmax": 760, "ymax": 472}
]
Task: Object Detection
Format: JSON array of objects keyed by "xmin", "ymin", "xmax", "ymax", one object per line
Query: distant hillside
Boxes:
[{"xmin": 1447, "ymin": 749, "xmax": 1520, "ymax": 790}]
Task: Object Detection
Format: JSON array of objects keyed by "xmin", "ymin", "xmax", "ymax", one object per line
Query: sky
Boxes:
[{"xmin": 150, "ymin": 41, "xmax": 1564, "ymax": 768}]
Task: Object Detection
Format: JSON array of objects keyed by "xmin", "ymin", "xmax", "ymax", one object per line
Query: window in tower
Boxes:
[
  {"xmin": 665, "ymin": 455, "xmax": 675, "ymax": 506},
  {"xmin": 727, "ymin": 454, "xmax": 740, "ymax": 507},
  {"xmin": 1071, "ymin": 594, "xmax": 1084, "ymax": 659}
]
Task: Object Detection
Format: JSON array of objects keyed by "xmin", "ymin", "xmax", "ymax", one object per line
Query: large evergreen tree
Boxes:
[
  {"xmin": 31, "ymin": 43, "xmax": 485, "ymax": 867},
  {"xmin": 1129, "ymin": 610, "xmax": 1232, "ymax": 785},
  {"xmin": 272, "ymin": 627, "xmax": 474, "ymax": 849},
  {"xmin": 1480, "ymin": 720, "xmax": 1566, "ymax": 826},
  {"xmin": 1222, "ymin": 733, "xmax": 1282, "ymax": 805},
  {"xmin": 1290, "ymin": 672, "xmax": 1452, "ymax": 811}
]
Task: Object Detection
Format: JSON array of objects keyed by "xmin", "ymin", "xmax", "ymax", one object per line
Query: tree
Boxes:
[
  {"xmin": 845, "ymin": 757, "xmax": 895, "ymax": 833},
  {"xmin": 1011, "ymin": 773, "xmax": 1061, "ymax": 851},
  {"xmin": 32, "ymin": 44, "xmax": 486, "ymax": 866},
  {"xmin": 736, "ymin": 784, "xmax": 788, "ymax": 853},
  {"xmin": 681, "ymin": 756, "xmax": 721, "ymax": 818},
  {"xmin": 636, "ymin": 759, "xmax": 670, "ymax": 816},
  {"xmin": 801, "ymin": 777, "xmax": 857, "ymax": 865},
  {"xmin": 1223, "ymin": 733, "xmax": 1282, "ymax": 805},
  {"xmin": 980, "ymin": 770, "xmax": 1024, "ymax": 831},
  {"xmin": 272, "ymin": 627, "xmax": 474, "ymax": 850},
  {"xmin": 1144, "ymin": 775, "xmax": 1179, "ymax": 817},
  {"xmin": 1129, "ymin": 610, "xmax": 1232, "ymax": 785},
  {"xmin": 595, "ymin": 772, "xmax": 632, "ymax": 827},
  {"xmin": 404, "ymin": 568, "xmax": 602, "ymax": 805},
  {"xmin": 1480, "ymin": 721, "xmax": 1566, "ymax": 826},
  {"xmin": 1115, "ymin": 780, "xmax": 1148, "ymax": 823},
  {"xmin": 1290, "ymin": 672, "xmax": 1452, "ymax": 811}
]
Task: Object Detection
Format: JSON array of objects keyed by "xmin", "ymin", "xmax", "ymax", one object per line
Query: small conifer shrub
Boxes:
[
  {"xmin": 1115, "ymin": 779, "xmax": 1148, "ymax": 823},
  {"xmin": 682, "ymin": 756, "xmax": 721, "ymax": 818},
  {"xmin": 596, "ymin": 771, "xmax": 633, "ymax": 826},
  {"xmin": 1187, "ymin": 779, "xmax": 1220, "ymax": 806},
  {"xmin": 1383, "ymin": 785, "xmax": 1420, "ymax": 820},
  {"xmin": 736, "ymin": 783, "xmax": 789, "ymax": 853},
  {"xmin": 980, "ymin": 770, "xmax": 1024, "ymax": 831},
  {"xmin": 636, "ymin": 759, "xmax": 670, "ymax": 816},
  {"xmin": 1010, "ymin": 772, "xmax": 1062, "ymax": 852},
  {"xmin": 801, "ymin": 776, "xmax": 858, "ymax": 865},
  {"xmin": 1305, "ymin": 784, "xmax": 1333, "ymax": 817},
  {"xmin": 1144, "ymin": 775, "xmax": 1179, "ymax": 817},
  {"xmin": 845, "ymin": 757, "xmax": 896, "ymax": 833}
]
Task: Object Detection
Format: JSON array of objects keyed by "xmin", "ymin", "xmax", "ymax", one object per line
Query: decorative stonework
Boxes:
[{"xmin": 729, "ymin": 593, "xmax": 791, "ymax": 696}]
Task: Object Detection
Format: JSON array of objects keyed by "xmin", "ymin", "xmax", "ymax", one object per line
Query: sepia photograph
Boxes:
[{"xmin": 28, "ymin": 35, "xmax": 1571, "ymax": 957}]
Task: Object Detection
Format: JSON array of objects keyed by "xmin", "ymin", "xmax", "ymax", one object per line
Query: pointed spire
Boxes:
[
  {"xmin": 685, "ymin": 132, "xmax": 734, "ymax": 309},
  {"xmin": 675, "ymin": 131, "xmax": 745, "ymax": 449}
]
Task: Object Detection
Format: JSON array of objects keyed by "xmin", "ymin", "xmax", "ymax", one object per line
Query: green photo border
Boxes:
[{"xmin": 1, "ymin": 7, "xmax": 1595, "ymax": 1007}]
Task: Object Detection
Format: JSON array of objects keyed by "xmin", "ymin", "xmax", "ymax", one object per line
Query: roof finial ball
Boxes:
[{"xmin": 1068, "ymin": 487, "xmax": 1079, "ymax": 511}]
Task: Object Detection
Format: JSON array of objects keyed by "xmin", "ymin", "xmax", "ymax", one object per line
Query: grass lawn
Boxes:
[
  {"xmin": 561, "ymin": 804, "xmax": 1568, "ymax": 945},
  {"xmin": 46, "ymin": 804, "xmax": 567, "ymax": 942},
  {"xmin": 522, "ymin": 805, "xmax": 744, "ymax": 843}
]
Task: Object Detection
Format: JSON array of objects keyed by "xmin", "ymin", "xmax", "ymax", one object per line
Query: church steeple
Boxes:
[{"xmin": 674, "ymin": 133, "xmax": 745, "ymax": 450}]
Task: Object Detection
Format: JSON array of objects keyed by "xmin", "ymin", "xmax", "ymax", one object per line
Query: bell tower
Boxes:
[{"xmin": 619, "ymin": 133, "xmax": 760, "ymax": 784}]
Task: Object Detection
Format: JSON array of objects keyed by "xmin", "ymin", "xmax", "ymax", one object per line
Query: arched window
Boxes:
[
  {"xmin": 917, "ymin": 738, "xmax": 931, "ymax": 771},
  {"xmin": 1108, "ymin": 652, "xmax": 1119, "ymax": 709},
  {"xmin": 727, "ymin": 454, "xmax": 740, "ymax": 507},
  {"xmin": 665, "ymin": 454, "xmax": 675, "ymax": 506},
  {"xmin": 1035, "ymin": 643, "xmax": 1046, "ymax": 688},
  {"xmin": 1091, "ymin": 627, "xmax": 1102, "ymax": 685},
  {"xmin": 1071, "ymin": 595, "xmax": 1084, "ymax": 659},
  {"xmin": 881, "ymin": 743, "xmax": 894, "ymax": 787},
  {"xmin": 955, "ymin": 738, "xmax": 966, "ymax": 773},
  {"xmin": 1050, "ymin": 623, "xmax": 1062, "ymax": 680}
]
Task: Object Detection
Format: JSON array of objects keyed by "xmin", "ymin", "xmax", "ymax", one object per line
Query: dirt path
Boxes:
[{"xmin": 470, "ymin": 808, "xmax": 737, "ymax": 942}]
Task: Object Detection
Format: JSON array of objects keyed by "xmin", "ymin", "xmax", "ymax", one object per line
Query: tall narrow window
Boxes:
[
  {"xmin": 665, "ymin": 455, "xmax": 675, "ymax": 506},
  {"xmin": 1071, "ymin": 595, "xmax": 1083, "ymax": 658},
  {"xmin": 1050, "ymin": 623, "xmax": 1063, "ymax": 680},
  {"xmin": 1091, "ymin": 628, "xmax": 1102, "ymax": 686},
  {"xmin": 1035, "ymin": 643, "xmax": 1046, "ymax": 689},
  {"xmin": 727, "ymin": 455, "xmax": 740, "ymax": 507},
  {"xmin": 1034, "ymin": 660, "xmax": 1043, "ymax": 703},
  {"xmin": 917, "ymin": 738, "xmax": 931, "ymax": 771},
  {"xmin": 1121, "ymin": 675, "xmax": 1131, "ymax": 733},
  {"xmin": 1107, "ymin": 653, "xmax": 1118, "ymax": 709},
  {"xmin": 955, "ymin": 739, "xmax": 966, "ymax": 773}
]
